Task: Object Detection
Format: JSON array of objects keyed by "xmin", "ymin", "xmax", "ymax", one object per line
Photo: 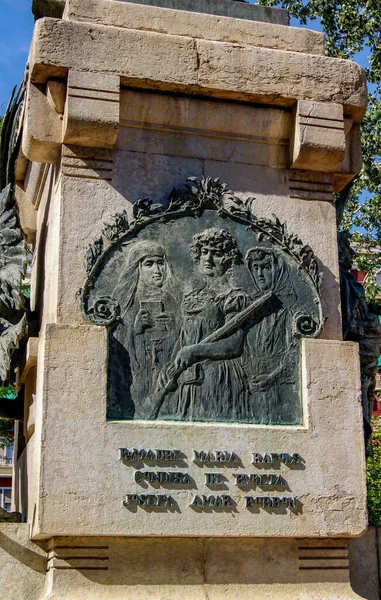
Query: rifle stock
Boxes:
[{"xmin": 149, "ymin": 290, "xmax": 274, "ymax": 419}]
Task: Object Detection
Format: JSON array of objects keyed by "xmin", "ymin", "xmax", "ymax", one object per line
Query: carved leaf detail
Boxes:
[
  {"xmin": 80, "ymin": 175, "xmax": 323, "ymax": 325},
  {"xmin": 0, "ymin": 186, "xmax": 26, "ymax": 318},
  {"xmin": 84, "ymin": 237, "xmax": 103, "ymax": 274},
  {"xmin": 133, "ymin": 199, "xmax": 164, "ymax": 222},
  {"xmin": 103, "ymin": 210, "xmax": 129, "ymax": 242},
  {"xmin": 0, "ymin": 315, "xmax": 26, "ymax": 382}
]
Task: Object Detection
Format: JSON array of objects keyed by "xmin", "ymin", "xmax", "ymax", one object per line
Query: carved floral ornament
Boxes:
[
  {"xmin": 79, "ymin": 177, "xmax": 324, "ymax": 425},
  {"xmin": 80, "ymin": 177, "xmax": 323, "ymax": 333}
]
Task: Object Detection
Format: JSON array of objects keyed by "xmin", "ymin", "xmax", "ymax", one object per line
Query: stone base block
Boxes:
[
  {"xmin": 34, "ymin": 537, "xmax": 372, "ymax": 600},
  {"xmin": 0, "ymin": 524, "xmax": 46, "ymax": 600},
  {"xmin": 2, "ymin": 530, "xmax": 378, "ymax": 599}
]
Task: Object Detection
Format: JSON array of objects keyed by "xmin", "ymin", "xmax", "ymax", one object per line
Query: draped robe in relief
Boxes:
[
  {"xmin": 158, "ymin": 286, "xmax": 250, "ymax": 422},
  {"xmin": 245, "ymin": 256, "xmax": 300, "ymax": 424}
]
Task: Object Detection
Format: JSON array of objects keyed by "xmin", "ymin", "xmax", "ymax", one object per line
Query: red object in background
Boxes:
[
  {"xmin": 374, "ymin": 394, "xmax": 381, "ymax": 417},
  {"xmin": 350, "ymin": 269, "xmax": 366, "ymax": 284},
  {"xmin": 0, "ymin": 477, "xmax": 11, "ymax": 487}
]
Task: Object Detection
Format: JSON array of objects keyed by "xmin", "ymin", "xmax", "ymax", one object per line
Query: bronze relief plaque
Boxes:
[{"xmin": 80, "ymin": 177, "xmax": 324, "ymax": 425}]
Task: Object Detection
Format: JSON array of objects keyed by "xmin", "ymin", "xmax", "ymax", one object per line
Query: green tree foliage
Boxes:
[
  {"xmin": 0, "ymin": 385, "xmax": 17, "ymax": 446},
  {"xmin": 367, "ymin": 421, "xmax": 381, "ymax": 525},
  {"xmin": 258, "ymin": 0, "xmax": 381, "ymax": 298}
]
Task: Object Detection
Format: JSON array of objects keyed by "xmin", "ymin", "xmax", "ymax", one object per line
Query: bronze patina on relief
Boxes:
[{"xmin": 80, "ymin": 177, "xmax": 324, "ymax": 425}]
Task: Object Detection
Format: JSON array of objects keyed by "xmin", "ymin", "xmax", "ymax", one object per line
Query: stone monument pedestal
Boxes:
[{"xmin": 0, "ymin": 0, "xmax": 373, "ymax": 598}]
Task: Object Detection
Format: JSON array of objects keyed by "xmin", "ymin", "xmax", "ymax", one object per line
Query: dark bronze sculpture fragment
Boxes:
[{"xmin": 338, "ymin": 232, "xmax": 381, "ymax": 456}]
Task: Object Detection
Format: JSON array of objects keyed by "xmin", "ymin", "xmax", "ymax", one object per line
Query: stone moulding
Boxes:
[{"xmin": 28, "ymin": 18, "xmax": 367, "ymax": 121}]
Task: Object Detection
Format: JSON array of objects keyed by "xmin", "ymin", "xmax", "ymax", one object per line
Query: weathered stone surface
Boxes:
[
  {"xmin": 29, "ymin": 327, "xmax": 366, "ymax": 538},
  {"xmin": 196, "ymin": 39, "xmax": 367, "ymax": 121},
  {"xmin": 120, "ymin": 89, "xmax": 292, "ymax": 141},
  {"xmin": 0, "ymin": 524, "xmax": 46, "ymax": 600},
  {"xmin": 29, "ymin": 164, "xmax": 60, "ymax": 318},
  {"xmin": 22, "ymin": 81, "xmax": 62, "ymax": 164},
  {"xmin": 20, "ymin": 535, "xmax": 364, "ymax": 600},
  {"xmin": 15, "ymin": 184, "xmax": 37, "ymax": 244},
  {"xmin": 349, "ymin": 528, "xmax": 381, "ymax": 600},
  {"xmin": 63, "ymin": 70, "xmax": 119, "ymax": 148},
  {"xmin": 290, "ymin": 100, "xmax": 346, "ymax": 172},
  {"xmin": 28, "ymin": 18, "xmax": 367, "ymax": 120},
  {"xmin": 35, "ymin": 0, "xmax": 288, "ymax": 24},
  {"xmin": 46, "ymin": 79, "xmax": 66, "ymax": 116},
  {"xmin": 23, "ymin": 161, "xmax": 50, "ymax": 208},
  {"xmin": 64, "ymin": 0, "xmax": 324, "ymax": 55},
  {"xmin": 335, "ymin": 120, "xmax": 363, "ymax": 190},
  {"xmin": 93, "ymin": 0, "xmax": 289, "ymax": 24}
]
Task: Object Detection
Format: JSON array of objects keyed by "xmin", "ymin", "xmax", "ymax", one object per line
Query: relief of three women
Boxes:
[{"xmin": 109, "ymin": 227, "xmax": 300, "ymax": 424}]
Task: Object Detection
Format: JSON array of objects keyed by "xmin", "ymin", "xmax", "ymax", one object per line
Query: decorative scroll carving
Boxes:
[{"xmin": 80, "ymin": 176, "xmax": 324, "ymax": 425}]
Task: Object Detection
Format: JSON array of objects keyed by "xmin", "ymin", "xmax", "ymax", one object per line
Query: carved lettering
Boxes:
[
  {"xmin": 246, "ymin": 496, "xmax": 297, "ymax": 509},
  {"xmin": 119, "ymin": 448, "xmax": 182, "ymax": 463},
  {"xmin": 234, "ymin": 473, "xmax": 286, "ymax": 487},
  {"xmin": 205, "ymin": 473, "xmax": 223, "ymax": 485},
  {"xmin": 123, "ymin": 494, "xmax": 175, "ymax": 507},
  {"xmin": 193, "ymin": 450, "xmax": 240, "ymax": 464},
  {"xmin": 251, "ymin": 453, "xmax": 301, "ymax": 465},
  {"xmin": 134, "ymin": 471, "xmax": 192, "ymax": 485},
  {"xmin": 190, "ymin": 495, "xmax": 233, "ymax": 508}
]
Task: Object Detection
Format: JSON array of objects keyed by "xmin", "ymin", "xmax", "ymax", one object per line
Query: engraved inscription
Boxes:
[
  {"xmin": 123, "ymin": 494, "xmax": 175, "ymax": 507},
  {"xmin": 246, "ymin": 496, "xmax": 297, "ymax": 509},
  {"xmin": 119, "ymin": 448, "xmax": 182, "ymax": 462},
  {"xmin": 252, "ymin": 452, "xmax": 301, "ymax": 465},
  {"xmin": 190, "ymin": 495, "xmax": 233, "ymax": 508},
  {"xmin": 234, "ymin": 474, "xmax": 287, "ymax": 488},
  {"xmin": 135, "ymin": 471, "xmax": 192, "ymax": 485},
  {"xmin": 119, "ymin": 447, "xmax": 304, "ymax": 516},
  {"xmin": 194, "ymin": 450, "xmax": 240, "ymax": 464},
  {"xmin": 205, "ymin": 473, "xmax": 224, "ymax": 485}
]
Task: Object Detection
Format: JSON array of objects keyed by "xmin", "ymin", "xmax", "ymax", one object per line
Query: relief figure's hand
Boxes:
[
  {"xmin": 155, "ymin": 311, "xmax": 175, "ymax": 327},
  {"xmin": 156, "ymin": 369, "xmax": 169, "ymax": 391},
  {"xmin": 250, "ymin": 374, "xmax": 271, "ymax": 391},
  {"xmin": 156, "ymin": 364, "xmax": 177, "ymax": 391},
  {"xmin": 173, "ymin": 345, "xmax": 198, "ymax": 371},
  {"xmin": 134, "ymin": 309, "xmax": 153, "ymax": 334}
]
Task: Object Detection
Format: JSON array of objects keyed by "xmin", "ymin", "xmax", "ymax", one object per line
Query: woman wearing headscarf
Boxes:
[
  {"xmin": 245, "ymin": 247, "xmax": 300, "ymax": 425},
  {"xmin": 108, "ymin": 239, "xmax": 179, "ymax": 418},
  {"xmin": 157, "ymin": 228, "xmax": 250, "ymax": 423}
]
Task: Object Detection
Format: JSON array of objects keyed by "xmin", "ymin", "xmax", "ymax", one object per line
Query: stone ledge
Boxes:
[
  {"xmin": 64, "ymin": 0, "xmax": 324, "ymax": 55},
  {"xmin": 29, "ymin": 18, "xmax": 367, "ymax": 121},
  {"xmin": 76, "ymin": 0, "xmax": 288, "ymax": 24},
  {"xmin": 34, "ymin": 0, "xmax": 288, "ymax": 23}
]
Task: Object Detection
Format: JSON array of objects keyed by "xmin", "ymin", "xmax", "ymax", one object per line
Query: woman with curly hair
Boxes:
[{"xmin": 157, "ymin": 227, "xmax": 250, "ymax": 422}]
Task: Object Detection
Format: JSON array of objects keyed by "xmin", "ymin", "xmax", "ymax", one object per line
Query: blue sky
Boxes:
[
  {"xmin": 0, "ymin": 1, "xmax": 372, "ymax": 114},
  {"xmin": 0, "ymin": 0, "xmax": 34, "ymax": 114}
]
